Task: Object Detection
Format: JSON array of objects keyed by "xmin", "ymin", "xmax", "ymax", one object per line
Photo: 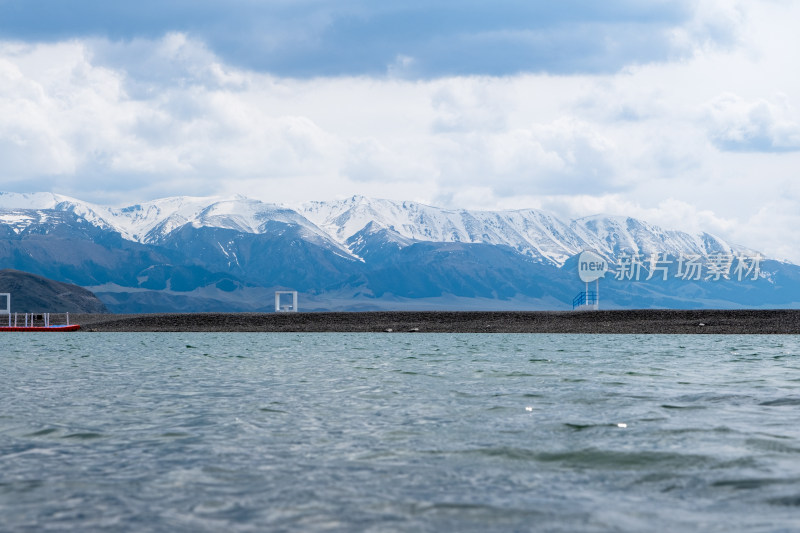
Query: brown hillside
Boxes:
[{"xmin": 0, "ymin": 269, "xmax": 109, "ymax": 313}]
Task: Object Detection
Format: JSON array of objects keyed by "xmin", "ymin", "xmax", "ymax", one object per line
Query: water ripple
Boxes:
[{"xmin": 2, "ymin": 333, "xmax": 800, "ymax": 531}]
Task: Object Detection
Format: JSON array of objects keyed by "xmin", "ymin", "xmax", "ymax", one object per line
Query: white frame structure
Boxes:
[
  {"xmin": 0, "ymin": 293, "xmax": 9, "ymax": 315},
  {"xmin": 275, "ymin": 291, "xmax": 298, "ymax": 312}
]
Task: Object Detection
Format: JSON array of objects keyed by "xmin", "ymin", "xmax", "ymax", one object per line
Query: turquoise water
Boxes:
[{"xmin": 2, "ymin": 333, "xmax": 800, "ymax": 532}]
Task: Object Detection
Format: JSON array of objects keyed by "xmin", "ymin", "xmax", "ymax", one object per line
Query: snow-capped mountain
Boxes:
[
  {"xmin": 0, "ymin": 191, "xmax": 758, "ymax": 265},
  {"xmin": 297, "ymin": 195, "xmax": 755, "ymax": 264},
  {"xmin": 112, "ymin": 195, "xmax": 343, "ymax": 252},
  {"xmin": 570, "ymin": 215, "xmax": 747, "ymax": 260},
  {"xmin": 0, "ymin": 192, "xmax": 348, "ymax": 253},
  {"xmin": 2, "ymin": 190, "xmax": 790, "ymax": 313},
  {"xmin": 299, "ymin": 196, "xmax": 585, "ymax": 264}
]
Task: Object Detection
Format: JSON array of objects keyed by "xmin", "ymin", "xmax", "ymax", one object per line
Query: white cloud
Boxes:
[
  {"xmin": 739, "ymin": 200, "xmax": 800, "ymax": 263},
  {"xmin": 343, "ymin": 137, "xmax": 431, "ymax": 185},
  {"xmin": 669, "ymin": 0, "xmax": 746, "ymax": 54},
  {"xmin": 431, "ymin": 81, "xmax": 508, "ymax": 133},
  {"xmin": 88, "ymin": 33, "xmax": 249, "ymax": 95},
  {"xmin": 386, "ymin": 54, "xmax": 417, "ymax": 79},
  {"xmin": 0, "ymin": 37, "xmax": 347, "ymax": 198},
  {"xmin": 432, "ymin": 118, "xmax": 619, "ymax": 197},
  {"xmin": 705, "ymin": 93, "xmax": 800, "ymax": 152}
]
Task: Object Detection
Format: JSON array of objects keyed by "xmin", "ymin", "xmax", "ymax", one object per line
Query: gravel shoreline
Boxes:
[{"xmin": 63, "ymin": 310, "xmax": 800, "ymax": 334}]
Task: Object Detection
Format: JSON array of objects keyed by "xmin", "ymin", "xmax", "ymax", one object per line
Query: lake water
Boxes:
[{"xmin": 2, "ymin": 333, "xmax": 800, "ymax": 532}]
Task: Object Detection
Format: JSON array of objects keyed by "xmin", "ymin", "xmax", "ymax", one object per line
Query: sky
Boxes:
[{"xmin": 1, "ymin": 0, "xmax": 800, "ymax": 261}]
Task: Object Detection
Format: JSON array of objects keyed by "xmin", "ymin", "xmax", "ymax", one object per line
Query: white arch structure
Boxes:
[{"xmin": 275, "ymin": 291, "xmax": 298, "ymax": 312}]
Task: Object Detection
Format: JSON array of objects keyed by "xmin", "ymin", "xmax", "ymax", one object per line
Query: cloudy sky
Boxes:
[{"xmin": 1, "ymin": 1, "xmax": 800, "ymax": 261}]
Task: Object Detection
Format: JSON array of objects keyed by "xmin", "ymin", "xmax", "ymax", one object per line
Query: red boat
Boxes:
[
  {"xmin": 0, "ymin": 324, "xmax": 81, "ymax": 332},
  {"xmin": 1, "ymin": 301, "xmax": 81, "ymax": 331}
]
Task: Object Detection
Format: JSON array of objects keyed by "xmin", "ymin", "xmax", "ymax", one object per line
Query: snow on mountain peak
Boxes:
[
  {"xmin": 570, "ymin": 214, "xmax": 751, "ymax": 259},
  {"xmin": 0, "ymin": 191, "xmax": 764, "ymax": 265},
  {"xmin": 298, "ymin": 196, "xmax": 585, "ymax": 264}
]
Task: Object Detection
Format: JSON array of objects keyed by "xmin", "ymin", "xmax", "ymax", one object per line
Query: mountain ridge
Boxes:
[
  {"xmin": 1, "ymin": 191, "xmax": 792, "ymax": 313},
  {"xmin": 0, "ymin": 192, "xmax": 758, "ymax": 266}
]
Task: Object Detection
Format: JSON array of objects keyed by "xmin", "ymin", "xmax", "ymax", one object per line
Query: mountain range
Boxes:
[{"xmin": 1, "ymin": 191, "xmax": 798, "ymax": 312}]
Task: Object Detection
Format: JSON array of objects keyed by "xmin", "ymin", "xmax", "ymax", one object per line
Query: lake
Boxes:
[{"xmin": 2, "ymin": 333, "xmax": 800, "ymax": 532}]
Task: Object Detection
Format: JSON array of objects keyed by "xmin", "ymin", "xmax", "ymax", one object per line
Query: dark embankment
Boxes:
[{"xmin": 67, "ymin": 309, "xmax": 800, "ymax": 333}]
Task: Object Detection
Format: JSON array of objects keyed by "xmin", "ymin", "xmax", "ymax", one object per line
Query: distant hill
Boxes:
[
  {"xmin": 0, "ymin": 269, "xmax": 109, "ymax": 313},
  {"xmin": 1, "ymin": 192, "xmax": 798, "ymax": 312}
]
